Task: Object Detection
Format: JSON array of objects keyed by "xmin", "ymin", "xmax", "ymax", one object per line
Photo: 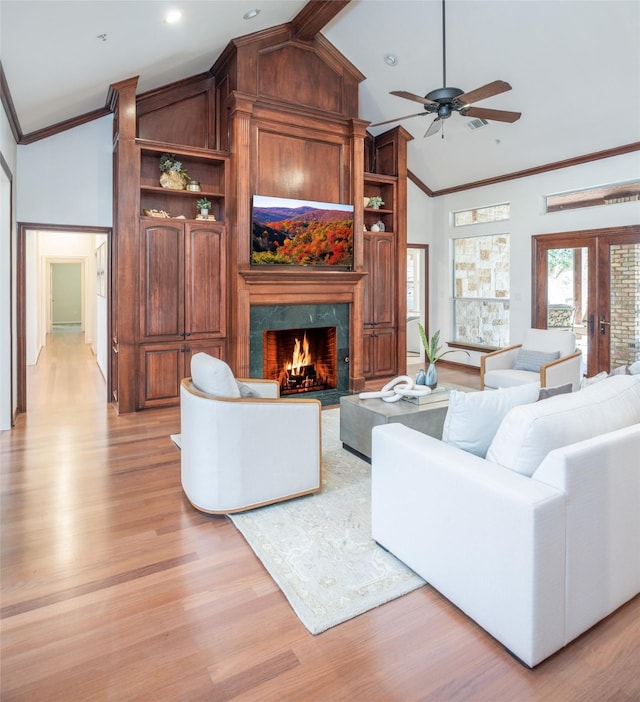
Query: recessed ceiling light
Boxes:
[
  {"xmin": 244, "ymin": 9, "xmax": 260, "ymax": 20},
  {"xmin": 384, "ymin": 54, "xmax": 398, "ymax": 67},
  {"xmin": 165, "ymin": 9, "xmax": 182, "ymax": 24}
]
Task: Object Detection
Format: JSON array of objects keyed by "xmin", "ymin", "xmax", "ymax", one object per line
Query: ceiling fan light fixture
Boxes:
[{"xmin": 384, "ymin": 54, "xmax": 399, "ymax": 67}]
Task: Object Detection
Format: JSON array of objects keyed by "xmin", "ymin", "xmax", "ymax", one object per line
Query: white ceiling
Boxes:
[{"xmin": 2, "ymin": 0, "xmax": 639, "ymax": 191}]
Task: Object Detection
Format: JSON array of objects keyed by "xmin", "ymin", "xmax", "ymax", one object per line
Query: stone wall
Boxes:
[
  {"xmin": 610, "ymin": 243, "xmax": 640, "ymax": 368},
  {"xmin": 453, "ymin": 234, "xmax": 510, "ymax": 347}
]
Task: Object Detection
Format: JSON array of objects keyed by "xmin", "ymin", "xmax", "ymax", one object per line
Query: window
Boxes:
[
  {"xmin": 453, "ymin": 234, "xmax": 510, "ymax": 347},
  {"xmin": 544, "ymin": 179, "xmax": 640, "ymax": 213},
  {"xmin": 453, "ymin": 203, "xmax": 510, "ymax": 227}
]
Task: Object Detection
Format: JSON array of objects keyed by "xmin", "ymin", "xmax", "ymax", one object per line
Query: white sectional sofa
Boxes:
[{"xmin": 371, "ymin": 374, "xmax": 640, "ymax": 667}]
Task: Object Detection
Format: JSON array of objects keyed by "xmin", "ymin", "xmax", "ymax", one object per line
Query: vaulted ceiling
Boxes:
[{"xmin": 1, "ymin": 0, "xmax": 639, "ymax": 191}]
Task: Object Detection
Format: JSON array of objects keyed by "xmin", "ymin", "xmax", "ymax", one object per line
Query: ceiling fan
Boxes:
[{"xmin": 371, "ymin": 0, "xmax": 522, "ymax": 137}]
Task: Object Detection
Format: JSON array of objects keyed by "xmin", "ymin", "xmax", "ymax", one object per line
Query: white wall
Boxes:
[
  {"xmin": 94, "ymin": 234, "xmax": 108, "ymax": 379},
  {"xmin": 413, "ymin": 151, "xmax": 640, "ymax": 366},
  {"xmin": 1, "ymin": 113, "xmax": 112, "ymax": 426},
  {"xmin": 16, "ymin": 116, "xmax": 113, "ymax": 226},
  {"xmin": 1, "ymin": 106, "xmax": 18, "ymax": 429}
]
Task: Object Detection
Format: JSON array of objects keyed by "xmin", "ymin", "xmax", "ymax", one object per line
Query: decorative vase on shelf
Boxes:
[
  {"xmin": 159, "ymin": 171, "xmax": 187, "ymax": 190},
  {"xmin": 200, "ymin": 209, "xmax": 209, "ymax": 217},
  {"xmin": 425, "ymin": 362, "xmax": 438, "ymax": 389},
  {"xmin": 375, "ymin": 220, "xmax": 385, "ymax": 232}
]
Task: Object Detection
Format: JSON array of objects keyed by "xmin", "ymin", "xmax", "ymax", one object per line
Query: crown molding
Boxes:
[{"xmin": 0, "ymin": 61, "xmax": 22, "ymax": 143}]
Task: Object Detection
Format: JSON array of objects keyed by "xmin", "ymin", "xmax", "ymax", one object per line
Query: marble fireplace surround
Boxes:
[
  {"xmin": 239, "ymin": 269, "xmax": 366, "ymax": 404},
  {"xmin": 251, "ymin": 304, "xmax": 349, "ymax": 405}
]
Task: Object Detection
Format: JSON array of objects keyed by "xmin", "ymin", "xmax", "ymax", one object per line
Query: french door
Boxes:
[{"xmin": 532, "ymin": 225, "xmax": 640, "ymax": 378}]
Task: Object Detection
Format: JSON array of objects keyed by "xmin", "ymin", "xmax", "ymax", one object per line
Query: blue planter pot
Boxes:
[{"xmin": 425, "ymin": 362, "xmax": 438, "ymax": 389}]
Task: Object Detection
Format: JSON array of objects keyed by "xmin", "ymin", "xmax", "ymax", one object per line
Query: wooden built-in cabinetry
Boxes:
[
  {"xmin": 363, "ymin": 172, "xmax": 399, "ymax": 381},
  {"xmin": 110, "ymin": 23, "xmax": 411, "ymax": 412},
  {"xmin": 139, "ymin": 143, "xmax": 227, "ymax": 222},
  {"xmin": 137, "ymin": 219, "xmax": 226, "ymax": 408}
]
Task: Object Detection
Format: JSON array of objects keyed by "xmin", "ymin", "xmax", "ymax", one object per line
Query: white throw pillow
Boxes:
[
  {"xmin": 486, "ymin": 374, "xmax": 640, "ymax": 477},
  {"xmin": 190, "ymin": 353, "xmax": 240, "ymax": 398},
  {"xmin": 442, "ymin": 382, "xmax": 540, "ymax": 457}
]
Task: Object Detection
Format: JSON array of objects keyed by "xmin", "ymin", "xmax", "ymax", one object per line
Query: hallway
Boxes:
[{"xmin": 27, "ymin": 330, "xmax": 107, "ymax": 411}]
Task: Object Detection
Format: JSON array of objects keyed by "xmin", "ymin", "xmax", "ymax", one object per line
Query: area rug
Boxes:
[{"xmin": 227, "ymin": 408, "xmax": 425, "ymax": 634}]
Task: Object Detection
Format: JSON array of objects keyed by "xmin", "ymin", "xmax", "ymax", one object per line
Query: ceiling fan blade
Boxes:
[
  {"xmin": 369, "ymin": 111, "xmax": 427, "ymax": 127},
  {"xmin": 464, "ymin": 106, "xmax": 522, "ymax": 123},
  {"xmin": 425, "ymin": 117, "xmax": 442, "ymax": 138},
  {"xmin": 391, "ymin": 90, "xmax": 440, "ymax": 108},
  {"xmin": 454, "ymin": 80, "xmax": 512, "ymax": 106}
]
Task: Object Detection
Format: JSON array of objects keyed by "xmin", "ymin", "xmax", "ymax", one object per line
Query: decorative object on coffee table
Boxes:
[
  {"xmin": 340, "ymin": 382, "xmax": 473, "ymax": 459},
  {"xmin": 418, "ymin": 324, "xmax": 469, "ymax": 389}
]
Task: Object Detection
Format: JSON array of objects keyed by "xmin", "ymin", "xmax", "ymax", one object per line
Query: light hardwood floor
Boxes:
[{"xmin": 2, "ymin": 333, "xmax": 639, "ymax": 701}]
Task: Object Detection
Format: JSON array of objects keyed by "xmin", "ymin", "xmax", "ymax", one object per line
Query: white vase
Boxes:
[{"xmin": 200, "ymin": 209, "xmax": 209, "ymax": 217}]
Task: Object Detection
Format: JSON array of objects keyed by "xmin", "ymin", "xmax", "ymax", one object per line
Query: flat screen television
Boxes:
[{"xmin": 251, "ymin": 195, "xmax": 354, "ymax": 268}]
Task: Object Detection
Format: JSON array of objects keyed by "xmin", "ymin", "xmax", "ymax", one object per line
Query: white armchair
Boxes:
[
  {"xmin": 481, "ymin": 328, "xmax": 582, "ymax": 391},
  {"xmin": 180, "ymin": 354, "xmax": 322, "ymax": 513}
]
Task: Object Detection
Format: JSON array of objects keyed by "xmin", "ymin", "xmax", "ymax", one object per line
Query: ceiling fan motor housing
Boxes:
[
  {"xmin": 425, "ymin": 87, "xmax": 465, "ymax": 120},
  {"xmin": 426, "ymin": 86, "xmax": 464, "ymax": 104}
]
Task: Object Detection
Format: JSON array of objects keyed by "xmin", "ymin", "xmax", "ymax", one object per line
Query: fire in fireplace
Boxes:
[{"xmin": 263, "ymin": 326, "xmax": 337, "ymax": 395}]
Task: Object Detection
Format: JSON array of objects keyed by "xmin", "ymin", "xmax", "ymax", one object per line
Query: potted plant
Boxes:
[
  {"xmin": 158, "ymin": 153, "xmax": 190, "ymax": 190},
  {"xmin": 367, "ymin": 195, "xmax": 384, "ymax": 209},
  {"xmin": 418, "ymin": 324, "xmax": 469, "ymax": 389},
  {"xmin": 197, "ymin": 197, "xmax": 212, "ymax": 217}
]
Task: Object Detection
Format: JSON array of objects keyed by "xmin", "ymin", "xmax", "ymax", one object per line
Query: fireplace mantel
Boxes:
[
  {"xmin": 235, "ymin": 267, "xmax": 366, "ymax": 391},
  {"xmin": 239, "ymin": 268, "xmax": 367, "ymax": 287}
]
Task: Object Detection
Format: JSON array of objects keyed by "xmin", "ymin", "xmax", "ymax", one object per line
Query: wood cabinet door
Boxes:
[
  {"xmin": 363, "ymin": 232, "xmax": 396, "ymax": 328},
  {"xmin": 363, "ymin": 327, "xmax": 396, "ymax": 379},
  {"xmin": 138, "ymin": 343, "xmax": 185, "ymax": 408},
  {"xmin": 140, "ymin": 222, "xmax": 184, "ymax": 341},
  {"xmin": 371, "ymin": 327, "xmax": 396, "ymax": 377},
  {"xmin": 184, "ymin": 340, "xmax": 225, "ymax": 375},
  {"xmin": 185, "ymin": 224, "xmax": 226, "ymax": 339}
]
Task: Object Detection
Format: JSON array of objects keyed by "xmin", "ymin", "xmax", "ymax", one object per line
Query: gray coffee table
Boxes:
[{"xmin": 339, "ymin": 384, "xmax": 471, "ymax": 460}]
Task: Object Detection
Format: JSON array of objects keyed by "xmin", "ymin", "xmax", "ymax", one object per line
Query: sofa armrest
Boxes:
[
  {"xmin": 480, "ymin": 344, "xmax": 521, "ymax": 389},
  {"xmin": 540, "ymin": 350, "xmax": 582, "ymax": 391},
  {"xmin": 533, "ymin": 424, "xmax": 640, "ymax": 643},
  {"xmin": 371, "ymin": 423, "xmax": 566, "ymax": 667}
]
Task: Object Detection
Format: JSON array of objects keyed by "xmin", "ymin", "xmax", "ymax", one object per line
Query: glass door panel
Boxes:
[
  {"xmin": 545, "ymin": 246, "xmax": 589, "ymax": 367},
  {"xmin": 533, "ymin": 226, "xmax": 640, "ymax": 379}
]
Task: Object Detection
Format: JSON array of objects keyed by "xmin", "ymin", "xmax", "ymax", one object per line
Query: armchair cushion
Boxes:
[
  {"xmin": 237, "ymin": 382, "xmax": 260, "ymax": 398},
  {"xmin": 442, "ymin": 382, "xmax": 540, "ymax": 457},
  {"xmin": 514, "ymin": 349, "xmax": 560, "ymax": 372},
  {"xmin": 191, "ymin": 352, "xmax": 240, "ymax": 398}
]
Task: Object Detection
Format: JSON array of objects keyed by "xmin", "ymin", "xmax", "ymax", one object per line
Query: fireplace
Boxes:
[
  {"xmin": 264, "ymin": 326, "xmax": 337, "ymax": 395},
  {"xmin": 250, "ymin": 303, "xmax": 350, "ymax": 405}
]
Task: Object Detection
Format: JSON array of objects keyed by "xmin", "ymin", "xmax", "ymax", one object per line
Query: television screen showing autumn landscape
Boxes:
[{"xmin": 251, "ymin": 195, "xmax": 354, "ymax": 268}]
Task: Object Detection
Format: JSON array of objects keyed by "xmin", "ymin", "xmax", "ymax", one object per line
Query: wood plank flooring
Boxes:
[{"xmin": 2, "ymin": 333, "xmax": 639, "ymax": 701}]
